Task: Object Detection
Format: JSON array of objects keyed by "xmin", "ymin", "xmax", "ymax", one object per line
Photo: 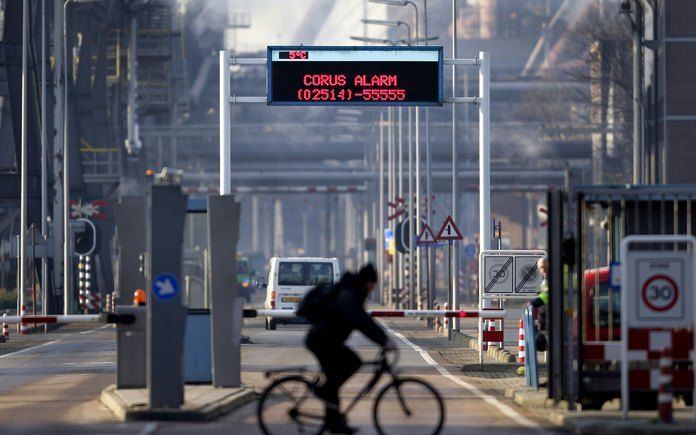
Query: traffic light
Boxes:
[{"xmin": 73, "ymin": 218, "xmax": 97, "ymax": 256}]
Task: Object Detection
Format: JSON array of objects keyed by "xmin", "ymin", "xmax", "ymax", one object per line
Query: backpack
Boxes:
[{"xmin": 296, "ymin": 283, "xmax": 338, "ymax": 324}]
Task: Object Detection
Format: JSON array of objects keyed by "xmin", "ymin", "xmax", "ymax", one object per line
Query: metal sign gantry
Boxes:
[{"xmin": 219, "ymin": 47, "xmax": 491, "ymax": 338}]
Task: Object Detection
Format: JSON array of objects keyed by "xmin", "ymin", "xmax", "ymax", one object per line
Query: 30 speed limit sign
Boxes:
[
  {"xmin": 641, "ymin": 274, "xmax": 679, "ymax": 312},
  {"xmin": 622, "ymin": 239, "xmax": 695, "ymax": 328}
]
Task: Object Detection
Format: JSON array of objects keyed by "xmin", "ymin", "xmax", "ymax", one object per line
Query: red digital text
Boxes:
[{"xmin": 297, "ymin": 73, "xmax": 407, "ymax": 102}]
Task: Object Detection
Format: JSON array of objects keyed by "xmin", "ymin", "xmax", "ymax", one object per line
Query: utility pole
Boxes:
[
  {"xmin": 41, "ymin": 0, "xmax": 48, "ymax": 319},
  {"xmin": 19, "ymin": 0, "xmax": 29, "ymax": 314},
  {"xmin": 52, "ymin": 0, "xmax": 65, "ymax": 314},
  {"xmin": 632, "ymin": 0, "xmax": 643, "ymax": 185}
]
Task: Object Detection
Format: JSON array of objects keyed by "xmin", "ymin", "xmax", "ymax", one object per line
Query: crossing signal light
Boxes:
[{"xmin": 73, "ymin": 218, "xmax": 97, "ymax": 256}]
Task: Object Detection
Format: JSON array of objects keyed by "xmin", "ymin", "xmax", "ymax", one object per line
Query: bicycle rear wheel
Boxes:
[
  {"xmin": 257, "ymin": 375, "xmax": 325, "ymax": 435},
  {"xmin": 373, "ymin": 377, "xmax": 445, "ymax": 435}
]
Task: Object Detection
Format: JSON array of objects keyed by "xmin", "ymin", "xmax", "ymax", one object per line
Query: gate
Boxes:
[{"xmin": 547, "ymin": 185, "xmax": 696, "ymax": 409}]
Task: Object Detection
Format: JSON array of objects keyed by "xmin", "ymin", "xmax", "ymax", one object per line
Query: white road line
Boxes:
[
  {"xmin": 0, "ymin": 340, "xmax": 60, "ymax": 359},
  {"xmin": 388, "ymin": 328, "xmax": 551, "ymax": 435},
  {"xmin": 79, "ymin": 324, "xmax": 111, "ymax": 334},
  {"xmin": 137, "ymin": 422, "xmax": 158, "ymax": 435}
]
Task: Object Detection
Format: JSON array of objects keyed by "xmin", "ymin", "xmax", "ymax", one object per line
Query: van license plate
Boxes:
[{"xmin": 281, "ymin": 296, "xmax": 302, "ymax": 303}]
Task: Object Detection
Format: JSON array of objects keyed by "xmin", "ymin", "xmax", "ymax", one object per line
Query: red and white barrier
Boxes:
[
  {"xmin": 0, "ymin": 314, "xmax": 103, "ymax": 324},
  {"xmin": 518, "ymin": 318, "xmax": 525, "ymax": 363},
  {"xmin": 658, "ymin": 347, "xmax": 673, "ymax": 423},
  {"xmin": 248, "ymin": 308, "xmax": 506, "ymax": 320}
]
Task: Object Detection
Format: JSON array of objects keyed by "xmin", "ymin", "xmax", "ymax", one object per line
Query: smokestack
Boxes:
[{"xmin": 479, "ymin": 0, "xmax": 497, "ymax": 39}]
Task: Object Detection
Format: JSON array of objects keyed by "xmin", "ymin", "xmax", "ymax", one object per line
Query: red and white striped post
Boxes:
[
  {"xmin": 658, "ymin": 347, "xmax": 673, "ymax": 423},
  {"xmin": 434, "ymin": 302, "xmax": 440, "ymax": 330},
  {"xmin": 19, "ymin": 305, "xmax": 29, "ymax": 334},
  {"xmin": 517, "ymin": 318, "xmax": 525, "ymax": 363},
  {"xmin": 443, "ymin": 303, "xmax": 449, "ymax": 331},
  {"xmin": 2, "ymin": 313, "xmax": 8, "ymax": 340}
]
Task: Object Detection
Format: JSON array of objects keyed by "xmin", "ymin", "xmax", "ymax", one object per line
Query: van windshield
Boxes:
[{"xmin": 278, "ymin": 262, "xmax": 334, "ymax": 286}]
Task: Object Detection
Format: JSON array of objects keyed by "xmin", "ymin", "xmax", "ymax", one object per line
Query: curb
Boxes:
[
  {"xmin": 505, "ymin": 387, "xmax": 696, "ymax": 434},
  {"xmin": 449, "ymin": 330, "xmax": 517, "ymax": 363},
  {"xmin": 100, "ymin": 384, "xmax": 256, "ymax": 422}
]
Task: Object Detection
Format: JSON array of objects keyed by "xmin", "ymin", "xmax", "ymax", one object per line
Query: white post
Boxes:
[
  {"xmin": 415, "ymin": 107, "xmax": 422, "ymax": 310},
  {"xmin": 41, "ymin": 0, "xmax": 48, "ymax": 319},
  {"xmin": 378, "ymin": 113, "xmax": 385, "ymax": 304},
  {"xmin": 478, "ymin": 51, "xmax": 491, "ymax": 363},
  {"xmin": 19, "ymin": 0, "xmax": 29, "ymax": 313},
  {"xmin": 219, "ymin": 51, "xmax": 231, "ymax": 195},
  {"xmin": 408, "ymin": 108, "xmax": 415, "ymax": 309},
  {"xmin": 450, "ymin": 0, "xmax": 457, "ymax": 337},
  {"xmin": 63, "ymin": 0, "xmax": 71, "ymax": 315}
]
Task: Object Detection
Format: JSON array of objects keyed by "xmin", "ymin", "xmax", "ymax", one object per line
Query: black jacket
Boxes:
[{"xmin": 305, "ymin": 273, "xmax": 387, "ymax": 350}]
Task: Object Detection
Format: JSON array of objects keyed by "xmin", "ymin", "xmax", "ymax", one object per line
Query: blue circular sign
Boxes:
[
  {"xmin": 152, "ymin": 273, "xmax": 179, "ymax": 301},
  {"xmin": 464, "ymin": 244, "xmax": 477, "ymax": 257}
]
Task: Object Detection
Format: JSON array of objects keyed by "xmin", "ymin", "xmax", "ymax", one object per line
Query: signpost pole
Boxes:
[
  {"xmin": 399, "ymin": 107, "xmax": 404, "ymax": 306},
  {"xmin": 448, "ymin": 241, "xmax": 452, "ymax": 340},
  {"xmin": 415, "ymin": 107, "xmax": 422, "ymax": 310},
  {"xmin": 378, "ymin": 112, "xmax": 385, "ymax": 304},
  {"xmin": 451, "ymin": 0, "xmax": 459, "ymax": 332},
  {"xmin": 219, "ymin": 50, "xmax": 231, "ymax": 195},
  {"xmin": 408, "ymin": 108, "xmax": 415, "ymax": 309},
  {"xmin": 478, "ymin": 51, "xmax": 491, "ymax": 360}
]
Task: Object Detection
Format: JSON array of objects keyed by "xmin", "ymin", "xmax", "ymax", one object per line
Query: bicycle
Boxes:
[{"xmin": 257, "ymin": 348, "xmax": 445, "ymax": 435}]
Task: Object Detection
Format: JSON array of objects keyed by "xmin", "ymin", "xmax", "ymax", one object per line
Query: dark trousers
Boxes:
[{"xmin": 308, "ymin": 343, "xmax": 362, "ymax": 425}]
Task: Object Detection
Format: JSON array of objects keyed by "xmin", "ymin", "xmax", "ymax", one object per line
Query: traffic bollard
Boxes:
[
  {"xmin": 517, "ymin": 318, "xmax": 525, "ymax": 363},
  {"xmin": 658, "ymin": 347, "xmax": 673, "ymax": 423},
  {"xmin": 19, "ymin": 305, "xmax": 28, "ymax": 334},
  {"xmin": 2, "ymin": 314, "xmax": 8, "ymax": 340}
]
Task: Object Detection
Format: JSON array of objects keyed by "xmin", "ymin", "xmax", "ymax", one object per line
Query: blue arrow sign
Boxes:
[{"xmin": 153, "ymin": 273, "xmax": 179, "ymax": 301}]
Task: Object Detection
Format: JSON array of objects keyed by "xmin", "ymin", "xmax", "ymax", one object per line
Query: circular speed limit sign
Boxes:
[{"xmin": 641, "ymin": 274, "xmax": 679, "ymax": 312}]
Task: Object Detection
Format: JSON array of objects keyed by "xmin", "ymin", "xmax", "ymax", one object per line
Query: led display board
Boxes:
[{"xmin": 267, "ymin": 46, "xmax": 443, "ymax": 106}]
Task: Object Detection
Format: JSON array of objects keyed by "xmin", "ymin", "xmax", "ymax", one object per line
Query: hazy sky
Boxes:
[{"xmin": 228, "ymin": 0, "xmax": 389, "ymax": 51}]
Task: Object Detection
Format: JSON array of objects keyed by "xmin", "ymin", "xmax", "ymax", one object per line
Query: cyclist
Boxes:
[{"xmin": 304, "ymin": 264, "xmax": 396, "ymax": 434}]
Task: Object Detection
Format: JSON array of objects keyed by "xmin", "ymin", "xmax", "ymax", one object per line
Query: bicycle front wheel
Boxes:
[
  {"xmin": 373, "ymin": 377, "xmax": 445, "ymax": 435},
  {"xmin": 257, "ymin": 375, "xmax": 325, "ymax": 435}
]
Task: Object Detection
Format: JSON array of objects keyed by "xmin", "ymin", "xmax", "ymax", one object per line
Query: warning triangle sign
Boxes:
[
  {"xmin": 436, "ymin": 215, "xmax": 464, "ymax": 241},
  {"xmin": 417, "ymin": 224, "xmax": 438, "ymax": 245}
]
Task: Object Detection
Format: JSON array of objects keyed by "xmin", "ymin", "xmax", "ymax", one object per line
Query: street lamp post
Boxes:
[{"xmin": 361, "ymin": 19, "xmax": 411, "ymax": 45}]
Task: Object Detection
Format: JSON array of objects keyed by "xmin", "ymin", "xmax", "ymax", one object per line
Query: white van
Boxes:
[{"xmin": 262, "ymin": 257, "xmax": 340, "ymax": 330}]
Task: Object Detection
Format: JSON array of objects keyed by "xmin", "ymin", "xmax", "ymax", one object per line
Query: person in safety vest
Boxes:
[
  {"xmin": 528, "ymin": 258, "xmax": 548, "ymax": 308},
  {"xmin": 527, "ymin": 258, "xmax": 549, "ymax": 352}
]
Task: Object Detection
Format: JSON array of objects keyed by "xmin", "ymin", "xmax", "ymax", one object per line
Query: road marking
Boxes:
[
  {"xmin": 388, "ymin": 328, "xmax": 550, "ymax": 434},
  {"xmin": 137, "ymin": 422, "xmax": 158, "ymax": 435},
  {"xmin": 0, "ymin": 340, "xmax": 60, "ymax": 359},
  {"xmin": 79, "ymin": 324, "xmax": 110, "ymax": 334}
]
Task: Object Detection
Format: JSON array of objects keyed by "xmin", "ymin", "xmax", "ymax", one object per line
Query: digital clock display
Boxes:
[{"xmin": 267, "ymin": 46, "xmax": 443, "ymax": 106}]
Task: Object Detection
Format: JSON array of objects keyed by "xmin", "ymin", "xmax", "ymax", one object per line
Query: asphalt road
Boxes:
[
  {"xmin": 0, "ymin": 293, "xmax": 561, "ymax": 434},
  {"xmin": 0, "ymin": 322, "xmax": 561, "ymax": 434}
]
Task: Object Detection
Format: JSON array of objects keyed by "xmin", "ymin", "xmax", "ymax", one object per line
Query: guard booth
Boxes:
[{"xmin": 546, "ymin": 185, "xmax": 695, "ymax": 410}]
